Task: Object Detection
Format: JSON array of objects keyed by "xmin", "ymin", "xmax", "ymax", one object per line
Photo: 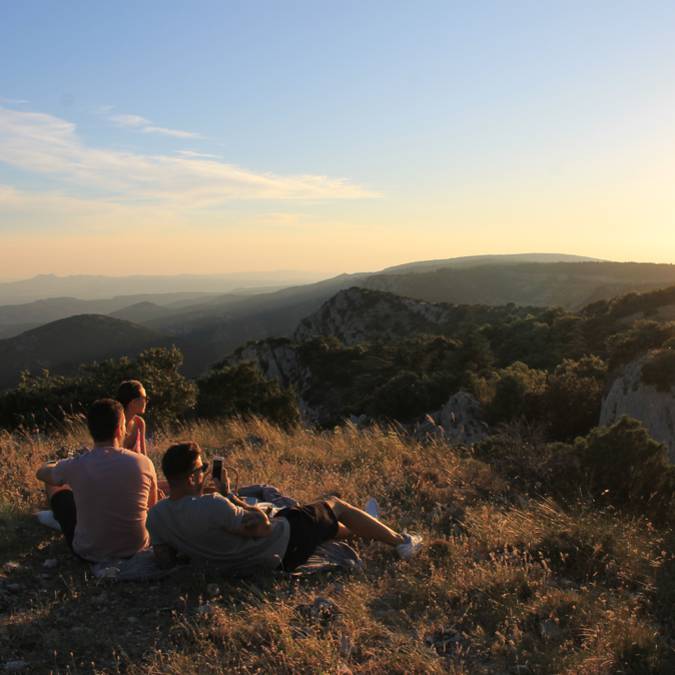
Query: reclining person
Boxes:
[
  {"xmin": 147, "ymin": 442, "xmax": 421, "ymax": 573},
  {"xmin": 36, "ymin": 399, "xmax": 159, "ymax": 562}
]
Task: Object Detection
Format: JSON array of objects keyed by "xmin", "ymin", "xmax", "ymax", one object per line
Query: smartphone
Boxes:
[{"xmin": 212, "ymin": 456, "xmax": 223, "ymax": 481}]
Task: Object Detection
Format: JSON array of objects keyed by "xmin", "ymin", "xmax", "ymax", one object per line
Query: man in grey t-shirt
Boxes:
[{"xmin": 148, "ymin": 442, "xmax": 422, "ymax": 574}]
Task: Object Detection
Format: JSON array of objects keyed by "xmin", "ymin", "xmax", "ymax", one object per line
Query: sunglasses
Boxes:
[{"xmin": 192, "ymin": 462, "xmax": 209, "ymax": 476}]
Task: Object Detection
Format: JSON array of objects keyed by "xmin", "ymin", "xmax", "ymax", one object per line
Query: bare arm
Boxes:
[
  {"xmin": 147, "ymin": 476, "xmax": 158, "ymax": 509},
  {"xmin": 36, "ymin": 462, "xmax": 66, "ymax": 486},
  {"xmin": 146, "ymin": 459, "xmax": 159, "ymax": 509},
  {"xmin": 137, "ymin": 416, "xmax": 147, "ymax": 456},
  {"xmin": 236, "ymin": 507, "xmax": 273, "ymax": 538},
  {"xmin": 213, "ymin": 473, "xmax": 256, "ymax": 511},
  {"xmin": 212, "ymin": 473, "xmax": 272, "ymax": 538}
]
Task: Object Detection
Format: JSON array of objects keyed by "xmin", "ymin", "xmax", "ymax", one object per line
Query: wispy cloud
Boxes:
[
  {"xmin": 0, "ymin": 97, "xmax": 29, "ymax": 105},
  {"xmin": 109, "ymin": 113, "xmax": 150, "ymax": 128},
  {"xmin": 0, "ymin": 106, "xmax": 377, "ymax": 208},
  {"xmin": 108, "ymin": 111, "xmax": 202, "ymax": 138},
  {"xmin": 142, "ymin": 125, "xmax": 201, "ymax": 139},
  {"xmin": 176, "ymin": 149, "xmax": 221, "ymax": 159}
]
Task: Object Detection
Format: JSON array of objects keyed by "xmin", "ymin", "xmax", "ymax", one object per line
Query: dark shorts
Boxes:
[
  {"xmin": 276, "ymin": 501, "xmax": 339, "ymax": 571},
  {"xmin": 50, "ymin": 489, "xmax": 77, "ymax": 552}
]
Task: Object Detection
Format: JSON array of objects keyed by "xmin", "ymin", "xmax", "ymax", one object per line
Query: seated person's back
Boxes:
[
  {"xmin": 37, "ymin": 399, "xmax": 158, "ymax": 562},
  {"xmin": 55, "ymin": 444, "xmax": 156, "ymax": 560}
]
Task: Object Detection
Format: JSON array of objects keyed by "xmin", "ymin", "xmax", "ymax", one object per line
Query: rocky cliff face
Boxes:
[
  {"xmin": 294, "ymin": 287, "xmax": 454, "ymax": 345},
  {"xmin": 600, "ymin": 352, "xmax": 675, "ymax": 462},
  {"xmin": 231, "ymin": 340, "xmax": 306, "ymax": 388}
]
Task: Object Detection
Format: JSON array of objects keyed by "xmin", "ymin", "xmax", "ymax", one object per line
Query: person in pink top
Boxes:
[
  {"xmin": 116, "ymin": 379, "xmax": 148, "ymax": 456},
  {"xmin": 36, "ymin": 399, "xmax": 158, "ymax": 562}
]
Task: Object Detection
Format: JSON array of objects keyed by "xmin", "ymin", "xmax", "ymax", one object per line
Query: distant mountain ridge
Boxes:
[
  {"xmin": 364, "ymin": 261, "xmax": 675, "ymax": 309},
  {"xmin": 381, "ymin": 252, "xmax": 599, "ymax": 274},
  {"xmin": 4, "ymin": 256, "xmax": 675, "ymax": 382},
  {"xmin": 0, "ymin": 271, "xmax": 322, "ymax": 305}
]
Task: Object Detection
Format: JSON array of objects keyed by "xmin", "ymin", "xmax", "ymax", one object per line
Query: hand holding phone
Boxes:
[
  {"xmin": 211, "ymin": 456, "xmax": 231, "ymax": 495},
  {"xmin": 212, "ymin": 457, "xmax": 223, "ymax": 481}
]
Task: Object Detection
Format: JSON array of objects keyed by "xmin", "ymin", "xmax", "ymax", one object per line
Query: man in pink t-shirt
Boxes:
[{"xmin": 36, "ymin": 399, "xmax": 158, "ymax": 562}]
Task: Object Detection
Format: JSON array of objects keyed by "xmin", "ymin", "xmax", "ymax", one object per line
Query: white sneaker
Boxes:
[
  {"xmin": 36, "ymin": 510, "xmax": 62, "ymax": 531},
  {"xmin": 364, "ymin": 497, "xmax": 380, "ymax": 520},
  {"xmin": 396, "ymin": 533, "xmax": 422, "ymax": 560}
]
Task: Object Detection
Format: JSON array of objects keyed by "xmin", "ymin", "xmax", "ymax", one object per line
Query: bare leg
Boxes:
[
  {"xmin": 335, "ymin": 522, "xmax": 352, "ymax": 539},
  {"xmin": 326, "ymin": 497, "xmax": 404, "ymax": 547}
]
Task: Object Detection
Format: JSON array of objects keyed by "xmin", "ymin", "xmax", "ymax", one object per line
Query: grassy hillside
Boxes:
[{"xmin": 1, "ymin": 418, "xmax": 673, "ymax": 673}]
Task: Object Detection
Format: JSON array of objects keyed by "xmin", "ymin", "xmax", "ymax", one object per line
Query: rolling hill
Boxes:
[
  {"xmin": 380, "ymin": 252, "xmax": 599, "ymax": 274},
  {"xmin": 0, "ymin": 292, "xmax": 220, "ymax": 339},
  {"xmin": 0, "ymin": 315, "xmax": 165, "ymax": 389}
]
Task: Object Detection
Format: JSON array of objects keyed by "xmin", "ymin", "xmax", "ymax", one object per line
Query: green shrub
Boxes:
[
  {"xmin": 606, "ymin": 320, "xmax": 675, "ymax": 370},
  {"xmin": 574, "ymin": 417, "xmax": 675, "ymax": 523},
  {"xmin": 0, "ymin": 346, "xmax": 196, "ymax": 431},
  {"xmin": 367, "ymin": 370, "xmax": 454, "ymax": 421},
  {"xmin": 486, "ymin": 361, "xmax": 547, "ymax": 425},
  {"xmin": 641, "ymin": 348, "xmax": 675, "ymax": 392},
  {"xmin": 544, "ymin": 355, "xmax": 607, "ymax": 441},
  {"xmin": 197, "ymin": 362, "xmax": 299, "ymax": 428}
]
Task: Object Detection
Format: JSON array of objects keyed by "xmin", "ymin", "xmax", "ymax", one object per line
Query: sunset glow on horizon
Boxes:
[{"xmin": 2, "ymin": 1, "xmax": 675, "ymax": 278}]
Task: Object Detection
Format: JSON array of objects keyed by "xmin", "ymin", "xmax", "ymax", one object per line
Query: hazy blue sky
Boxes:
[{"xmin": 1, "ymin": 1, "xmax": 674, "ymax": 276}]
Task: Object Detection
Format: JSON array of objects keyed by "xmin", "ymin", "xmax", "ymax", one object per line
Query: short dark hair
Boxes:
[
  {"xmin": 116, "ymin": 380, "xmax": 144, "ymax": 408},
  {"xmin": 87, "ymin": 399, "xmax": 125, "ymax": 442},
  {"xmin": 162, "ymin": 442, "xmax": 203, "ymax": 484}
]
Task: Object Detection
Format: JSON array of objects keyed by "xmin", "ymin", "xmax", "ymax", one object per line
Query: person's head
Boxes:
[
  {"xmin": 116, "ymin": 380, "xmax": 148, "ymax": 417},
  {"xmin": 87, "ymin": 399, "xmax": 126, "ymax": 446},
  {"xmin": 161, "ymin": 441, "xmax": 208, "ymax": 496}
]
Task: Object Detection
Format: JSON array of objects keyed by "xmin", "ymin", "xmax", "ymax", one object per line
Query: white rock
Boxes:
[{"xmin": 600, "ymin": 352, "xmax": 675, "ymax": 461}]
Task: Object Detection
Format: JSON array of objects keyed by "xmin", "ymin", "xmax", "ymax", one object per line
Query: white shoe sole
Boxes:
[
  {"xmin": 36, "ymin": 510, "xmax": 62, "ymax": 532},
  {"xmin": 364, "ymin": 497, "xmax": 380, "ymax": 520}
]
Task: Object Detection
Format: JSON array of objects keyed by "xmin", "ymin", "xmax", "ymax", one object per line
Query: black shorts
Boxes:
[
  {"xmin": 50, "ymin": 489, "xmax": 77, "ymax": 552},
  {"xmin": 276, "ymin": 501, "xmax": 339, "ymax": 571}
]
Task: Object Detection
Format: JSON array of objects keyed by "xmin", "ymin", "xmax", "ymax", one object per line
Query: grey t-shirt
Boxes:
[{"xmin": 147, "ymin": 493, "xmax": 290, "ymax": 573}]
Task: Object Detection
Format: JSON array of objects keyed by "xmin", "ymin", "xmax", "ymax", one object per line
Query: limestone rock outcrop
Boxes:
[
  {"xmin": 600, "ymin": 353, "xmax": 675, "ymax": 462},
  {"xmin": 415, "ymin": 391, "xmax": 488, "ymax": 446}
]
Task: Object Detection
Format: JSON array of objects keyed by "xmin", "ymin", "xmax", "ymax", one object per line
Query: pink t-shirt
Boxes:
[{"xmin": 52, "ymin": 446, "xmax": 157, "ymax": 562}]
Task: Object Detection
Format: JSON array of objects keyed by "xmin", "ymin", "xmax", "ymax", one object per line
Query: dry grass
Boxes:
[{"xmin": 1, "ymin": 419, "xmax": 674, "ymax": 673}]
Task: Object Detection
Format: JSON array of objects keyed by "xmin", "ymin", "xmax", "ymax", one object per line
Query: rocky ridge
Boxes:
[{"xmin": 294, "ymin": 287, "xmax": 458, "ymax": 345}]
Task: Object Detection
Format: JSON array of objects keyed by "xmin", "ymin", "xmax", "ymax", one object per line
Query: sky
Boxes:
[{"xmin": 1, "ymin": 0, "xmax": 675, "ymax": 279}]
